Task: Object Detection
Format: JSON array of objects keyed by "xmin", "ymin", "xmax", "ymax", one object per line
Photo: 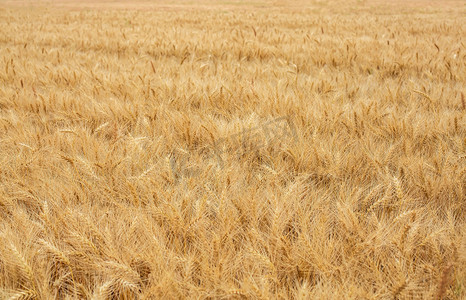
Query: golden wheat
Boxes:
[{"xmin": 0, "ymin": 0, "xmax": 465, "ymax": 299}]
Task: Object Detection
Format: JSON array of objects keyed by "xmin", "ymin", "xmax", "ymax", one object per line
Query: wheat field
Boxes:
[{"xmin": 0, "ymin": 0, "xmax": 465, "ymax": 299}]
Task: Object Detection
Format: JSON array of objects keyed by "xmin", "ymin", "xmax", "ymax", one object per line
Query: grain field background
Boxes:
[{"xmin": 0, "ymin": 0, "xmax": 465, "ymax": 299}]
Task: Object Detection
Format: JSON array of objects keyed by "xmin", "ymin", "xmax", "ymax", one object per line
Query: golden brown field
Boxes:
[{"xmin": 0, "ymin": 0, "xmax": 465, "ymax": 299}]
